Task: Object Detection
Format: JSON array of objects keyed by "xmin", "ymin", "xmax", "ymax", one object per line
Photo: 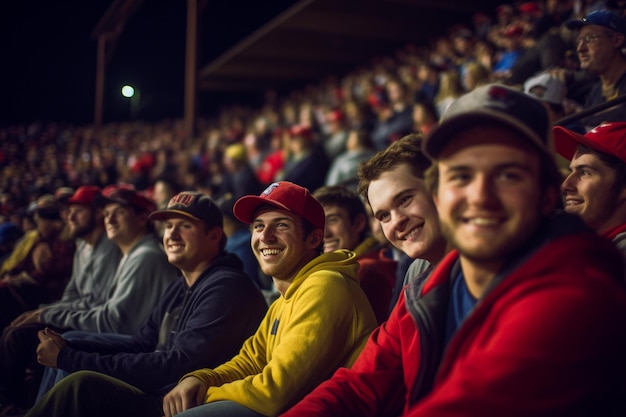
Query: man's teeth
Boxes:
[
  {"xmin": 262, "ymin": 249, "xmax": 281, "ymax": 255},
  {"xmin": 406, "ymin": 226, "xmax": 421, "ymax": 239},
  {"xmin": 469, "ymin": 218, "xmax": 498, "ymax": 225}
]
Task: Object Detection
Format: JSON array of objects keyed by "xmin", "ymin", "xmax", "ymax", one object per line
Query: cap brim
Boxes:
[
  {"xmin": 552, "ymin": 126, "xmax": 616, "ymax": 160},
  {"xmin": 233, "ymin": 195, "xmax": 292, "ymax": 225},
  {"xmin": 565, "ymin": 20, "xmax": 585, "ymax": 30},
  {"xmin": 94, "ymin": 195, "xmax": 119, "ymax": 208},
  {"xmin": 148, "ymin": 209, "xmax": 202, "ymax": 223},
  {"xmin": 66, "ymin": 198, "xmax": 91, "ymax": 205},
  {"xmin": 423, "ymin": 111, "xmax": 548, "ymax": 159}
]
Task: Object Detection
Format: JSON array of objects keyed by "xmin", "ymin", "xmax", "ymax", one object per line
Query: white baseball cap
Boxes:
[{"xmin": 524, "ymin": 73, "xmax": 566, "ymax": 105}]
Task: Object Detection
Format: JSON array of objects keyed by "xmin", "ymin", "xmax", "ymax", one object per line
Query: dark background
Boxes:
[{"xmin": 0, "ymin": 0, "xmax": 298, "ymax": 126}]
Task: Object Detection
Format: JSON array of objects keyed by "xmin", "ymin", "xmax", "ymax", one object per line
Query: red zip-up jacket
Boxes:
[{"xmin": 281, "ymin": 213, "xmax": 626, "ymax": 417}]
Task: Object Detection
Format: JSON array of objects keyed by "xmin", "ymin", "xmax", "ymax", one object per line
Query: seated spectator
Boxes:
[
  {"xmin": 313, "ymin": 185, "xmax": 397, "ymax": 324},
  {"xmin": 24, "ymin": 191, "xmax": 268, "ymax": 417},
  {"xmin": 0, "ymin": 222, "xmax": 23, "ymax": 264},
  {"xmin": 277, "ymin": 125, "xmax": 329, "ymax": 193},
  {"xmin": 282, "ymin": 83, "xmax": 626, "ymax": 417},
  {"xmin": 524, "ymin": 71, "xmax": 568, "ymax": 123},
  {"xmin": 434, "ymin": 69, "xmax": 464, "ymax": 118},
  {"xmin": 324, "ymin": 129, "xmax": 376, "ymax": 191},
  {"xmin": 370, "ymin": 80, "xmax": 413, "ymax": 150},
  {"xmin": 161, "ymin": 181, "xmax": 377, "ymax": 417},
  {"xmin": 461, "ymin": 61, "xmax": 491, "ymax": 92},
  {"xmin": 492, "ymin": 24, "xmax": 526, "ymax": 81},
  {"xmin": 357, "ymin": 134, "xmax": 449, "ymax": 311},
  {"xmin": 73, "ymin": 183, "xmax": 177, "ymax": 335},
  {"xmin": 256, "ymin": 128, "xmax": 288, "ymax": 186},
  {"xmin": 554, "ymin": 121, "xmax": 626, "ymax": 278},
  {"xmin": 321, "ymin": 109, "xmax": 349, "ymax": 162},
  {"xmin": 412, "ymin": 100, "xmax": 439, "ymax": 136},
  {"xmin": 0, "ymin": 186, "xmax": 121, "ymax": 412},
  {"xmin": 0, "ymin": 195, "xmax": 75, "ymax": 332},
  {"xmin": 565, "ymin": 10, "xmax": 626, "ymax": 130},
  {"xmin": 216, "ymin": 143, "xmax": 264, "ymax": 201}
]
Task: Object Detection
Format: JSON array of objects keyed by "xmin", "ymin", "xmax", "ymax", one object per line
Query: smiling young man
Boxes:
[
  {"xmin": 357, "ymin": 133, "xmax": 448, "ymax": 312},
  {"xmin": 24, "ymin": 191, "xmax": 267, "ymax": 417},
  {"xmin": 162, "ymin": 181, "xmax": 377, "ymax": 417},
  {"xmin": 554, "ymin": 121, "xmax": 626, "ymax": 276},
  {"xmin": 281, "ymin": 84, "xmax": 626, "ymax": 417},
  {"xmin": 313, "ymin": 185, "xmax": 397, "ymax": 324}
]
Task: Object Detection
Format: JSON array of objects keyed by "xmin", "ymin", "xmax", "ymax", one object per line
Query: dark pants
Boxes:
[
  {"xmin": 0, "ymin": 282, "xmax": 62, "ymax": 332},
  {"xmin": 0, "ymin": 322, "xmax": 58, "ymax": 408},
  {"xmin": 25, "ymin": 370, "xmax": 163, "ymax": 417}
]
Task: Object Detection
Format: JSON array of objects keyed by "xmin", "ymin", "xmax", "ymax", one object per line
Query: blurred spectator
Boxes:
[
  {"xmin": 215, "ymin": 143, "xmax": 263, "ymax": 201},
  {"xmin": 462, "ymin": 61, "xmax": 491, "ymax": 91},
  {"xmin": 0, "ymin": 222, "xmax": 23, "ymax": 265},
  {"xmin": 321, "ymin": 109, "xmax": 349, "ymax": 162},
  {"xmin": 0, "ymin": 186, "xmax": 121, "ymax": 411},
  {"xmin": 151, "ymin": 178, "xmax": 180, "ymax": 210},
  {"xmin": 277, "ymin": 125, "xmax": 329, "ymax": 193},
  {"xmin": 492, "ymin": 24, "xmax": 526, "ymax": 80},
  {"xmin": 325, "ymin": 129, "xmax": 376, "ymax": 191},
  {"xmin": 256, "ymin": 128, "xmax": 288, "ymax": 186},
  {"xmin": 507, "ymin": 14, "xmax": 574, "ymax": 85},
  {"xmin": 435, "ymin": 69, "xmax": 464, "ymax": 117},
  {"xmin": 414, "ymin": 61, "xmax": 440, "ymax": 103},
  {"xmin": 370, "ymin": 80, "xmax": 413, "ymax": 150},
  {"xmin": 524, "ymin": 71, "xmax": 569, "ymax": 122},
  {"xmin": 0, "ymin": 195, "xmax": 75, "ymax": 332},
  {"xmin": 412, "ymin": 100, "xmax": 439, "ymax": 136},
  {"xmin": 451, "ymin": 27, "xmax": 477, "ymax": 75}
]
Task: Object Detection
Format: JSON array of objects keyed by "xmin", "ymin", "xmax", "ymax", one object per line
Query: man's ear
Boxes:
[
  {"xmin": 542, "ymin": 186, "xmax": 560, "ymax": 215},
  {"xmin": 209, "ymin": 226, "xmax": 223, "ymax": 243},
  {"xmin": 614, "ymin": 32, "xmax": 625, "ymax": 49},
  {"xmin": 353, "ymin": 213, "xmax": 367, "ymax": 234},
  {"xmin": 307, "ymin": 229, "xmax": 324, "ymax": 249},
  {"xmin": 618, "ymin": 185, "xmax": 626, "ymax": 203}
]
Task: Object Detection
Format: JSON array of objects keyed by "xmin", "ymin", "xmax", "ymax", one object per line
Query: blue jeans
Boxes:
[
  {"xmin": 35, "ymin": 330, "xmax": 133, "ymax": 401},
  {"xmin": 174, "ymin": 401, "xmax": 266, "ymax": 417}
]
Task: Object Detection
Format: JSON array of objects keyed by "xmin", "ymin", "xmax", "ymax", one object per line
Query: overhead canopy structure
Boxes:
[
  {"xmin": 93, "ymin": 0, "xmax": 505, "ymax": 133},
  {"xmin": 197, "ymin": 0, "xmax": 500, "ymax": 94}
]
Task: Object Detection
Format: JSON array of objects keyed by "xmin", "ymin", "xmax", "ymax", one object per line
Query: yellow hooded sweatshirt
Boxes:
[{"xmin": 183, "ymin": 249, "xmax": 377, "ymax": 416}]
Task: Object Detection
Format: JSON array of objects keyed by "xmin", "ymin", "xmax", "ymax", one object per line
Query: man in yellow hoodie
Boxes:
[{"xmin": 163, "ymin": 181, "xmax": 377, "ymax": 417}]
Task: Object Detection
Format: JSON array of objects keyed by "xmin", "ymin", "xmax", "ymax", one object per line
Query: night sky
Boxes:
[{"xmin": 0, "ymin": 0, "xmax": 297, "ymax": 127}]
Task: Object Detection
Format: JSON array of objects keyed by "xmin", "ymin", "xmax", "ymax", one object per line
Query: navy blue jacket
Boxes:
[{"xmin": 57, "ymin": 252, "xmax": 268, "ymax": 395}]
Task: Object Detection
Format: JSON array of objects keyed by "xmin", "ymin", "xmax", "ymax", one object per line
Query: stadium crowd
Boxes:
[{"xmin": 1, "ymin": 0, "xmax": 626, "ymax": 415}]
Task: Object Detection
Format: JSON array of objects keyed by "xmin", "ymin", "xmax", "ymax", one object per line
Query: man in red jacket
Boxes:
[{"xmin": 281, "ymin": 84, "xmax": 626, "ymax": 417}]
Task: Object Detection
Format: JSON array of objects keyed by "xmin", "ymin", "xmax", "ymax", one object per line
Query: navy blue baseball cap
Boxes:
[{"xmin": 566, "ymin": 10, "xmax": 626, "ymax": 34}]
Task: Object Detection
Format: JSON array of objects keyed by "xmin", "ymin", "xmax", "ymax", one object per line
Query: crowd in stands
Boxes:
[
  {"xmin": 1, "ymin": 0, "xmax": 626, "ymax": 415},
  {"xmin": 1, "ymin": 0, "xmax": 624, "ymax": 223}
]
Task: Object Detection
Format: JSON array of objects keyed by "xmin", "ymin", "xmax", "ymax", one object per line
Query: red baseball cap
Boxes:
[
  {"xmin": 233, "ymin": 181, "xmax": 325, "ymax": 230},
  {"xmin": 67, "ymin": 186, "xmax": 102, "ymax": 206},
  {"xmin": 288, "ymin": 125, "xmax": 313, "ymax": 141},
  {"xmin": 95, "ymin": 183, "xmax": 155, "ymax": 213},
  {"xmin": 553, "ymin": 122, "xmax": 626, "ymax": 163}
]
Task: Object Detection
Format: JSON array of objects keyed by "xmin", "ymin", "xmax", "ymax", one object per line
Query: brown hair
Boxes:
[{"xmin": 357, "ymin": 133, "xmax": 431, "ymax": 204}]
